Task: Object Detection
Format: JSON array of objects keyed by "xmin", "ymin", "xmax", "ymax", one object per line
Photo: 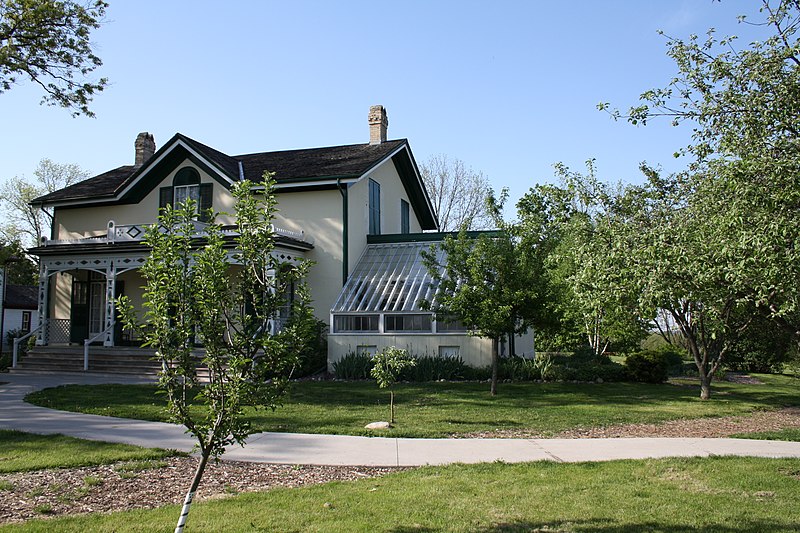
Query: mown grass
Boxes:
[
  {"xmin": 731, "ymin": 428, "xmax": 800, "ymax": 442},
  {"xmin": 24, "ymin": 374, "xmax": 800, "ymax": 438},
  {"xmin": 0, "ymin": 430, "xmax": 181, "ymax": 473},
  {"xmin": 3, "ymin": 456, "xmax": 800, "ymax": 532}
]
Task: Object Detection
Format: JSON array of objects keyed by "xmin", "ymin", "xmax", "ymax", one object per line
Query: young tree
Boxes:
[
  {"xmin": 1, "ymin": 159, "xmax": 88, "ymax": 248},
  {"xmin": 419, "ymin": 154, "xmax": 493, "ymax": 231},
  {"xmin": 0, "ymin": 0, "xmax": 108, "ymax": 117},
  {"xmin": 370, "ymin": 346, "xmax": 416, "ymax": 425},
  {"xmin": 118, "ymin": 175, "xmax": 316, "ymax": 533},
  {"xmin": 422, "ymin": 191, "xmax": 550, "ymax": 396}
]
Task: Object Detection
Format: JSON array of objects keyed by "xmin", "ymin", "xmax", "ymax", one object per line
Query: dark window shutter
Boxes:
[
  {"xmin": 159, "ymin": 187, "xmax": 173, "ymax": 212},
  {"xmin": 198, "ymin": 183, "xmax": 213, "ymax": 222}
]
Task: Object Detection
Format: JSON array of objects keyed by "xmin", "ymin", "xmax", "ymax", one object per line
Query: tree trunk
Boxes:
[
  {"xmin": 698, "ymin": 370, "xmax": 712, "ymax": 400},
  {"xmin": 175, "ymin": 447, "xmax": 211, "ymax": 533},
  {"xmin": 490, "ymin": 337, "xmax": 499, "ymax": 396},
  {"xmin": 389, "ymin": 390, "xmax": 395, "ymax": 425}
]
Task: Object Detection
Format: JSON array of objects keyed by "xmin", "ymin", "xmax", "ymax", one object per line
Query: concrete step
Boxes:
[{"xmin": 14, "ymin": 345, "xmax": 209, "ymax": 379}]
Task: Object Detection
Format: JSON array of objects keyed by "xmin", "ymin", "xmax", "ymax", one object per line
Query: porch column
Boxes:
[
  {"xmin": 36, "ymin": 263, "xmax": 49, "ymax": 346},
  {"xmin": 103, "ymin": 262, "xmax": 116, "ymax": 347}
]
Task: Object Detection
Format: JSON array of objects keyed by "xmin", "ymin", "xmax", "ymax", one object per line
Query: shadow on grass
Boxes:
[{"xmin": 392, "ymin": 518, "xmax": 800, "ymax": 532}]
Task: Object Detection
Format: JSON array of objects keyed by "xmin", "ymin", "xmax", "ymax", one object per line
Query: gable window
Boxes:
[
  {"xmin": 400, "ymin": 199, "xmax": 410, "ymax": 234},
  {"xmin": 159, "ymin": 167, "xmax": 213, "ymax": 222},
  {"xmin": 368, "ymin": 179, "xmax": 381, "ymax": 235}
]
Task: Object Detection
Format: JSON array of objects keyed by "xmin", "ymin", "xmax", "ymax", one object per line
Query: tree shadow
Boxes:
[{"xmin": 391, "ymin": 517, "xmax": 800, "ymax": 532}]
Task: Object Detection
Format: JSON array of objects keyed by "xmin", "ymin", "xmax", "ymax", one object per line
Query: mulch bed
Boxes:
[{"xmin": 0, "ymin": 458, "xmax": 400, "ymax": 524}]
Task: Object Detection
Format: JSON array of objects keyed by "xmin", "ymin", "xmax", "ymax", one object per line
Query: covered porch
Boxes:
[{"xmin": 17, "ymin": 220, "xmax": 312, "ymax": 371}]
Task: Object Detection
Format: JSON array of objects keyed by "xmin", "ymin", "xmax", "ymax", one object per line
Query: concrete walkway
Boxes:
[{"xmin": 2, "ymin": 371, "xmax": 800, "ymax": 467}]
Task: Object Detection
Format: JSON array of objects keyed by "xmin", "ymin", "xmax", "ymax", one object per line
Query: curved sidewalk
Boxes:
[{"xmin": 2, "ymin": 371, "xmax": 800, "ymax": 467}]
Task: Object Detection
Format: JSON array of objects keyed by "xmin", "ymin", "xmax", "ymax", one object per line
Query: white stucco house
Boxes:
[{"xmin": 20, "ymin": 106, "xmax": 531, "ymax": 372}]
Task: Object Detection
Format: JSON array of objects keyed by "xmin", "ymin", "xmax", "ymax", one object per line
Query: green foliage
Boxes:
[
  {"xmin": 332, "ymin": 352, "xmax": 373, "ymax": 380},
  {"xmin": 370, "ymin": 346, "xmax": 415, "ymax": 389},
  {"xmin": 422, "ymin": 190, "xmax": 551, "ymax": 395},
  {"xmin": 293, "ymin": 319, "xmax": 328, "ymax": 377},
  {"xmin": 625, "ymin": 350, "xmax": 672, "ymax": 384},
  {"xmin": 524, "ymin": 161, "xmax": 647, "ymax": 357},
  {"xmin": 600, "ymin": 1, "xmax": 800, "ymax": 396},
  {"xmin": 399, "ymin": 354, "xmax": 469, "ymax": 382},
  {"xmin": 726, "ymin": 311, "xmax": 794, "ymax": 374},
  {"xmin": 370, "ymin": 346, "xmax": 416, "ymax": 424},
  {"xmin": 0, "ymin": 0, "xmax": 108, "ymax": 116},
  {"xmin": 0, "ymin": 240, "xmax": 38, "ymax": 283},
  {"xmin": 117, "ymin": 175, "xmax": 316, "ymax": 531}
]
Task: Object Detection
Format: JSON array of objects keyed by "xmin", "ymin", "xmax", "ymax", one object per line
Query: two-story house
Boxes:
[{"xmin": 20, "ymin": 106, "xmax": 530, "ymax": 372}]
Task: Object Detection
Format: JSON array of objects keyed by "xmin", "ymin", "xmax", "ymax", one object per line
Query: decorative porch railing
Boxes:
[{"xmin": 39, "ymin": 221, "xmax": 308, "ymax": 246}]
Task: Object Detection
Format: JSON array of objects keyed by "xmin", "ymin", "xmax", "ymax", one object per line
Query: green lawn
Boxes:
[
  {"xmin": 730, "ymin": 428, "xmax": 800, "ymax": 442},
  {"xmin": 24, "ymin": 374, "xmax": 800, "ymax": 438},
  {"xmin": 0, "ymin": 430, "xmax": 180, "ymax": 473},
  {"xmin": 3, "ymin": 456, "xmax": 800, "ymax": 532}
]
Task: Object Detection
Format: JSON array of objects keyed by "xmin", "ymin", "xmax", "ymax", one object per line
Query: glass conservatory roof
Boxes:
[{"xmin": 332, "ymin": 241, "xmax": 446, "ymax": 313}]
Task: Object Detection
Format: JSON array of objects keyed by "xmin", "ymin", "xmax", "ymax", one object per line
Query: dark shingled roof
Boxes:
[
  {"xmin": 237, "ymin": 139, "xmax": 406, "ymax": 182},
  {"xmin": 33, "ymin": 165, "xmax": 136, "ymax": 204},
  {"xmin": 32, "ymin": 134, "xmax": 409, "ymax": 205},
  {"xmin": 4, "ymin": 285, "xmax": 37, "ymax": 310}
]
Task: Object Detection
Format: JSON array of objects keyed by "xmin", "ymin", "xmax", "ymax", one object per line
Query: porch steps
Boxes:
[{"xmin": 12, "ymin": 346, "xmax": 209, "ymax": 378}]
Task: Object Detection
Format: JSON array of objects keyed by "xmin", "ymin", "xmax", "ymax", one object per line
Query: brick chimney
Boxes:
[
  {"xmin": 134, "ymin": 132, "xmax": 156, "ymax": 167},
  {"xmin": 368, "ymin": 105, "xmax": 388, "ymax": 145}
]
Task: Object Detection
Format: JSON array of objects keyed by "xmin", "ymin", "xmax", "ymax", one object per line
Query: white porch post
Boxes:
[
  {"xmin": 103, "ymin": 262, "xmax": 116, "ymax": 347},
  {"xmin": 36, "ymin": 263, "xmax": 49, "ymax": 346}
]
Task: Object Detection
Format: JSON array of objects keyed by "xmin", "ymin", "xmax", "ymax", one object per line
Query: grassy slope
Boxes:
[
  {"xmin": 24, "ymin": 374, "xmax": 800, "ymax": 438},
  {"xmin": 3, "ymin": 457, "xmax": 800, "ymax": 532},
  {"xmin": 0, "ymin": 430, "xmax": 179, "ymax": 473}
]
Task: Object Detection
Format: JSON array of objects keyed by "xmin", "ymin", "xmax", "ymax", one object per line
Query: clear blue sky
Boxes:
[{"xmin": 0, "ymin": 0, "xmax": 768, "ymax": 215}]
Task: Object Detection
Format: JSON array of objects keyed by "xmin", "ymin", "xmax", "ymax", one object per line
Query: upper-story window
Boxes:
[
  {"xmin": 159, "ymin": 167, "xmax": 213, "ymax": 222},
  {"xmin": 368, "ymin": 179, "xmax": 381, "ymax": 235},
  {"xmin": 400, "ymin": 199, "xmax": 410, "ymax": 234}
]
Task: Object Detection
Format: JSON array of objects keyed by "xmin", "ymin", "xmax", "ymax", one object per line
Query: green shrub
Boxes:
[
  {"xmin": 293, "ymin": 320, "xmax": 328, "ymax": 377},
  {"xmin": 625, "ymin": 350, "xmax": 670, "ymax": 383},
  {"xmin": 499, "ymin": 356, "xmax": 540, "ymax": 381},
  {"xmin": 726, "ymin": 310, "xmax": 794, "ymax": 374},
  {"xmin": 400, "ymin": 355, "xmax": 469, "ymax": 381},
  {"xmin": 332, "ymin": 352, "xmax": 373, "ymax": 380}
]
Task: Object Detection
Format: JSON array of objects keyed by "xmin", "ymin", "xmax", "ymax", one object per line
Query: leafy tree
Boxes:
[
  {"xmin": 117, "ymin": 175, "xmax": 316, "ymax": 533},
  {"xmin": 422, "ymin": 191, "xmax": 550, "ymax": 396},
  {"xmin": 608, "ymin": 169, "xmax": 751, "ymax": 400},
  {"xmin": 525, "ymin": 160, "xmax": 647, "ymax": 356},
  {"xmin": 0, "ymin": 240, "xmax": 37, "ymax": 285},
  {"xmin": 370, "ymin": 346, "xmax": 416, "ymax": 424},
  {"xmin": 601, "ymin": 0, "xmax": 800, "ymax": 345},
  {"xmin": 419, "ymin": 154, "xmax": 493, "ymax": 231},
  {"xmin": 0, "ymin": 159, "xmax": 88, "ymax": 248},
  {"xmin": 0, "ymin": 0, "xmax": 108, "ymax": 117}
]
